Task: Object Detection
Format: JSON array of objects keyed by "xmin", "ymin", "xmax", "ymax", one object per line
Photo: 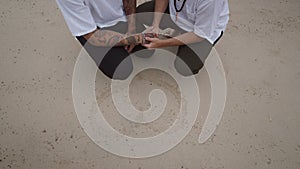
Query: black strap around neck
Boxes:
[{"xmin": 174, "ymin": 0, "xmax": 187, "ymax": 13}]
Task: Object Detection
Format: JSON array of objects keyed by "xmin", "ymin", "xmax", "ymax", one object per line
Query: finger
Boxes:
[
  {"xmin": 145, "ymin": 37, "xmax": 157, "ymax": 42},
  {"xmin": 142, "ymin": 43, "xmax": 150, "ymax": 48},
  {"xmin": 128, "ymin": 45, "xmax": 135, "ymax": 53},
  {"xmin": 142, "ymin": 44, "xmax": 155, "ymax": 50},
  {"xmin": 125, "ymin": 46, "xmax": 132, "ymax": 53}
]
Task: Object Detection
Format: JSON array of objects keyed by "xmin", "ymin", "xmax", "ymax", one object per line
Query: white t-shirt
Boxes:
[
  {"xmin": 169, "ymin": 0, "xmax": 229, "ymax": 44},
  {"xmin": 56, "ymin": 0, "xmax": 127, "ymax": 36}
]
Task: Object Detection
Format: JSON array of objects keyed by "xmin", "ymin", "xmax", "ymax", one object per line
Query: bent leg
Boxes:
[
  {"xmin": 174, "ymin": 39, "xmax": 213, "ymax": 76},
  {"xmin": 76, "ymin": 36, "xmax": 133, "ymax": 80},
  {"xmin": 100, "ymin": 46, "xmax": 133, "ymax": 80}
]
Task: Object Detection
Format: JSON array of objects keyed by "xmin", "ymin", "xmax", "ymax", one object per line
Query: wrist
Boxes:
[
  {"xmin": 151, "ymin": 23, "xmax": 160, "ymax": 29},
  {"xmin": 134, "ymin": 33, "xmax": 143, "ymax": 44}
]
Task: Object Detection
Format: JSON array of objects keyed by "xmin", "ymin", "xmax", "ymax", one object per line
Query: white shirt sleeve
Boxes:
[
  {"xmin": 194, "ymin": 0, "xmax": 223, "ymax": 44},
  {"xmin": 56, "ymin": 0, "xmax": 97, "ymax": 36}
]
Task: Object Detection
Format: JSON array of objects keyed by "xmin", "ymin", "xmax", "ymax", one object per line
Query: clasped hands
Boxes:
[{"xmin": 124, "ymin": 26, "xmax": 176, "ymax": 53}]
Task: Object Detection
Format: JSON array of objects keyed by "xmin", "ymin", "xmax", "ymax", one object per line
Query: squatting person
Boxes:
[
  {"xmin": 56, "ymin": 0, "xmax": 148, "ymax": 79},
  {"xmin": 137, "ymin": 0, "xmax": 229, "ymax": 76}
]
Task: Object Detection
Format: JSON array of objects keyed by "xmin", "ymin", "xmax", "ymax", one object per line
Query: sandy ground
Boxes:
[{"xmin": 0, "ymin": 0, "xmax": 300, "ymax": 169}]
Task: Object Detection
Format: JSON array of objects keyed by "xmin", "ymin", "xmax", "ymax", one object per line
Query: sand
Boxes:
[{"xmin": 0, "ymin": 0, "xmax": 300, "ymax": 168}]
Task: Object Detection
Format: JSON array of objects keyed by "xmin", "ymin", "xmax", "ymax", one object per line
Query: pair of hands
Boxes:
[
  {"xmin": 142, "ymin": 26, "xmax": 164, "ymax": 49},
  {"xmin": 124, "ymin": 25, "xmax": 164, "ymax": 53}
]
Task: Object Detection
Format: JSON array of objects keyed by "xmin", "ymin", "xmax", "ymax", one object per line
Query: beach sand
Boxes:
[{"xmin": 0, "ymin": 0, "xmax": 300, "ymax": 168}]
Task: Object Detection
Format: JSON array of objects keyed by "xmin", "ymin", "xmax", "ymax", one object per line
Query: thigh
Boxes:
[
  {"xmin": 76, "ymin": 36, "xmax": 133, "ymax": 79},
  {"xmin": 99, "ymin": 46, "xmax": 133, "ymax": 79},
  {"xmin": 175, "ymin": 40, "xmax": 213, "ymax": 75}
]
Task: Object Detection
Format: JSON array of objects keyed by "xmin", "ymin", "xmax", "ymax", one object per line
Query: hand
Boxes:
[
  {"xmin": 143, "ymin": 37, "xmax": 164, "ymax": 49},
  {"xmin": 124, "ymin": 31, "xmax": 136, "ymax": 53},
  {"xmin": 125, "ymin": 43, "xmax": 136, "ymax": 53},
  {"xmin": 144, "ymin": 25, "xmax": 160, "ymax": 38}
]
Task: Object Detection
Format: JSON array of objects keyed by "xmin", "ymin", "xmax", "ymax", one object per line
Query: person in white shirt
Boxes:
[
  {"xmin": 56, "ymin": 0, "xmax": 149, "ymax": 79},
  {"xmin": 137, "ymin": 0, "xmax": 229, "ymax": 76}
]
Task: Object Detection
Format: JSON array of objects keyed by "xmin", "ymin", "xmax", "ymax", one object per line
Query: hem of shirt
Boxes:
[
  {"xmin": 96, "ymin": 18, "xmax": 127, "ymax": 29},
  {"xmin": 72, "ymin": 26, "xmax": 98, "ymax": 37},
  {"xmin": 194, "ymin": 29, "xmax": 214, "ymax": 44}
]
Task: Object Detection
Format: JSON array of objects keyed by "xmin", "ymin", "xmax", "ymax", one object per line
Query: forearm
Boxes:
[
  {"xmin": 161, "ymin": 32, "xmax": 205, "ymax": 47},
  {"xmin": 123, "ymin": 0, "xmax": 136, "ymax": 33},
  {"xmin": 83, "ymin": 29, "xmax": 143, "ymax": 47},
  {"xmin": 152, "ymin": 0, "xmax": 169, "ymax": 27}
]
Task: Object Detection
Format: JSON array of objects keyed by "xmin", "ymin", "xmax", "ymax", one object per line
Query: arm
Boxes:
[
  {"xmin": 144, "ymin": 32, "xmax": 204, "ymax": 49},
  {"xmin": 144, "ymin": 0, "xmax": 169, "ymax": 35},
  {"xmin": 123, "ymin": 0, "xmax": 137, "ymax": 52},
  {"xmin": 57, "ymin": 0, "xmax": 142, "ymax": 47},
  {"xmin": 152, "ymin": 0, "xmax": 169, "ymax": 28},
  {"xmin": 123, "ymin": 0, "xmax": 137, "ymax": 34},
  {"xmin": 83, "ymin": 29, "xmax": 143, "ymax": 47}
]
